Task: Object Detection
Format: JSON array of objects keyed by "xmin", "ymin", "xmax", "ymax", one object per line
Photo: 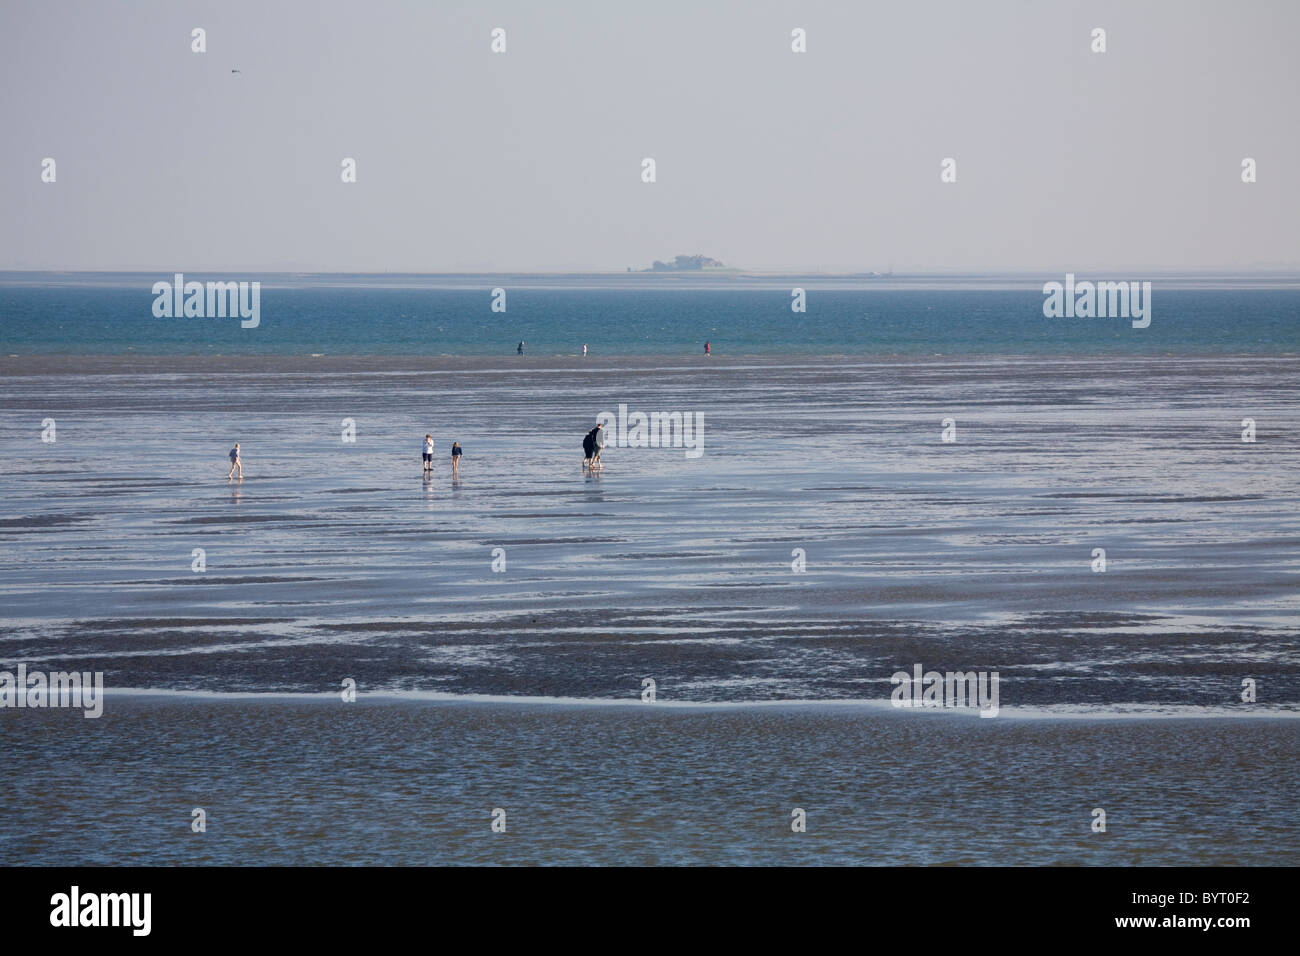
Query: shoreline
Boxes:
[
  {"xmin": 34, "ymin": 689, "xmax": 1300, "ymax": 719},
  {"xmin": 3, "ymin": 351, "xmax": 1299, "ymax": 375}
]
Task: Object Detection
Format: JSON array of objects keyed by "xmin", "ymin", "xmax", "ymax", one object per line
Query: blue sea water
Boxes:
[{"xmin": 1, "ymin": 273, "xmax": 1298, "ymax": 356}]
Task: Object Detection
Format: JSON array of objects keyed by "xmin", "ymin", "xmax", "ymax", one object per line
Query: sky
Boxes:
[{"xmin": 1, "ymin": 0, "xmax": 1297, "ymax": 273}]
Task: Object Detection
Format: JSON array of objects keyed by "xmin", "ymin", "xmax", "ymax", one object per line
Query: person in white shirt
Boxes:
[{"xmin": 423, "ymin": 434, "xmax": 434, "ymax": 473}]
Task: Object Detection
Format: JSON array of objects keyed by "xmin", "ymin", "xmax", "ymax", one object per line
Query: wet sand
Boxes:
[
  {"xmin": 1, "ymin": 353, "xmax": 1296, "ymax": 707},
  {"xmin": 2, "ymin": 352, "xmax": 1297, "ymax": 865}
]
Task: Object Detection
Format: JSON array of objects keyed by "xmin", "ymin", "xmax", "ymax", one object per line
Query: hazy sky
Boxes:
[{"xmin": 2, "ymin": 0, "xmax": 1297, "ymax": 273}]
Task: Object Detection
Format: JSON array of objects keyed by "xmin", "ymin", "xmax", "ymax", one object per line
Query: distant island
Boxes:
[{"xmin": 637, "ymin": 254, "xmax": 729, "ymax": 272}]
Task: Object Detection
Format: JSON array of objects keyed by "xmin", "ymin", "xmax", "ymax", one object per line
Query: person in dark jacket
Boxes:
[{"xmin": 583, "ymin": 423, "xmax": 603, "ymax": 470}]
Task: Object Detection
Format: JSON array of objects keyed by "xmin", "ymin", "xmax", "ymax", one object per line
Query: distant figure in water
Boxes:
[
  {"xmin": 704, "ymin": 341, "xmax": 711, "ymax": 356},
  {"xmin": 583, "ymin": 422, "xmax": 603, "ymax": 471},
  {"xmin": 583, "ymin": 343, "xmax": 588, "ymax": 358},
  {"xmin": 227, "ymin": 442, "xmax": 242, "ymax": 480},
  {"xmin": 423, "ymin": 433, "xmax": 434, "ymax": 473},
  {"xmin": 451, "ymin": 441, "xmax": 462, "ymax": 477},
  {"xmin": 517, "ymin": 341, "xmax": 525, "ymax": 355}
]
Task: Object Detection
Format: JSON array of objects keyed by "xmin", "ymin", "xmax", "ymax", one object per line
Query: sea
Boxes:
[{"xmin": 1, "ymin": 272, "xmax": 1297, "ymax": 865}]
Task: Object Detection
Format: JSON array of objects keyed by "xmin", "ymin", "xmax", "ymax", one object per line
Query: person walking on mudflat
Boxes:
[
  {"xmin": 227, "ymin": 442, "xmax": 242, "ymax": 480},
  {"xmin": 423, "ymin": 434, "xmax": 434, "ymax": 474},
  {"xmin": 451, "ymin": 441, "xmax": 462, "ymax": 478},
  {"xmin": 583, "ymin": 422, "xmax": 603, "ymax": 471}
]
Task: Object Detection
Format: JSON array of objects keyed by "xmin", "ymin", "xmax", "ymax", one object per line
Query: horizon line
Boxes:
[{"xmin": 4, "ymin": 267, "xmax": 1300, "ymax": 278}]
